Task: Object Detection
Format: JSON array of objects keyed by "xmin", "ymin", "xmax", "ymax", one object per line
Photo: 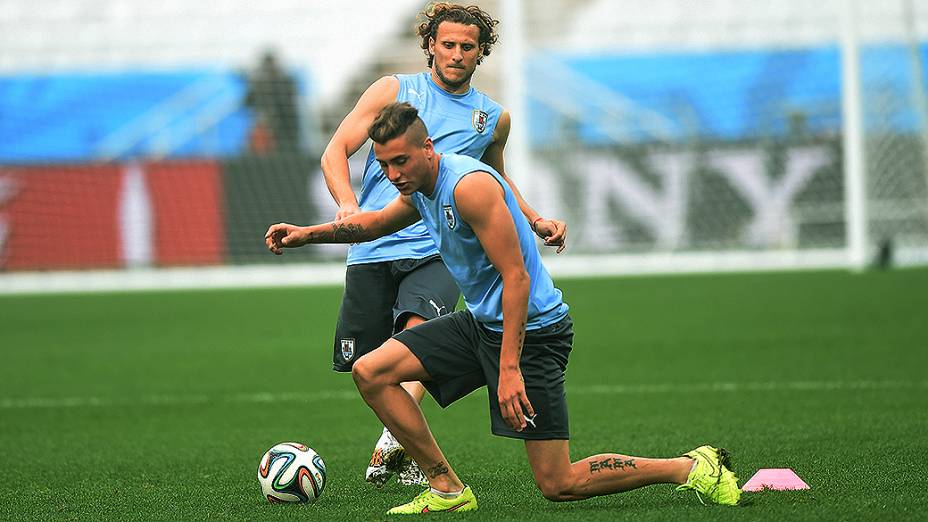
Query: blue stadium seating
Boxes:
[
  {"xmin": 0, "ymin": 70, "xmax": 252, "ymax": 163},
  {"xmin": 1, "ymin": 43, "xmax": 925, "ymax": 162}
]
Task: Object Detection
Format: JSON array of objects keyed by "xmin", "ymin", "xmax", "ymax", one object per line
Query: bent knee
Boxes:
[
  {"xmin": 535, "ymin": 477, "xmax": 576, "ymax": 502},
  {"xmin": 351, "ymin": 350, "xmax": 394, "ymax": 390},
  {"xmin": 350, "ymin": 354, "xmax": 379, "ymax": 389}
]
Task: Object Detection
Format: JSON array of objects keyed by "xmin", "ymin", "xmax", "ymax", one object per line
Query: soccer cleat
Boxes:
[
  {"xmin": 396, "ymin": 457, "xmax": 429, "ymax": 486},
  {"xmin": 365, "ymin": 428, "xmax": 407, "ymax": 487},
  {"xmin": 386, "ymin": 486, "xmax": 478, "ymax": 515},
  {"xmin": 676, "ymin": 445, "xmax": 741, "ymax": 506}
]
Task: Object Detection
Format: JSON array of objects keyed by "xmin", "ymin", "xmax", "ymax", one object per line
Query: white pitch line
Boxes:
[
  {"xmin": 0, "ymin": 390, "xmax": 359, "ymax": 410},
  {"xmin": 572, "ymin": 379, "xmax": 928, "ymax": 395},
  {"xmin": 0, "ymin": 380, "xmax": 924, "ymax": 411}
]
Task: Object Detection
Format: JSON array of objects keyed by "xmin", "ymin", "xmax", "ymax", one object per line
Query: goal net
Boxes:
[
  {"xmin": 1, "ymin": 0, "xmax": 927, "ymax": 293},
  {"xmin": 511, "ymin": 0, "xmax": 928, "ymax": 273}
]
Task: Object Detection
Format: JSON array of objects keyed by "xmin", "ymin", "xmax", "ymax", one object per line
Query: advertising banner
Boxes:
[{"xmin": 1, "ymin": 164, "xmax": 123, "ymax": 270}]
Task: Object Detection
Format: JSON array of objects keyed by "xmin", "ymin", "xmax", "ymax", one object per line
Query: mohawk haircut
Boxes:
[{"xmin": 368, "ymin": 102, "xmax": 429, "ymax": 145}]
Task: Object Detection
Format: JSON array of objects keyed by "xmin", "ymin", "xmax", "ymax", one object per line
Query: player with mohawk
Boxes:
[
  {"xmin": 267, "ymin": 102, "xmax": 741, "ymax": 514},
  {"xmin": 319, "ymin": 2, "xmax": 566, "ymax": 487}
]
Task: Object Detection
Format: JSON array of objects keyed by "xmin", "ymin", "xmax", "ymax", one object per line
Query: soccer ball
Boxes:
[{"xmin": 257, "ymin": 442, "xmax": 327, "ymax": 503}]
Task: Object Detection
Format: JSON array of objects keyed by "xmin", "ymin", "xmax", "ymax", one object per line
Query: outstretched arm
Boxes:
[
  {"xmin": 454, "ymin": 171, "xmax": 534, "ymax": 432},
  {"xmin": 266, "ymin": 195, "xmax": 420, "ymax": 254},
  {"xmin": 320, "ymin": 76, "xmax": 399, "ymax": 220},
  {"xmin": 481, "ymin": 111, "xmax": 568, "ymax": 253}
]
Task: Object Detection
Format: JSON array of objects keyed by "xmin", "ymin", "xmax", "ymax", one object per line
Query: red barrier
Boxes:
[
  {"xmin": 144, "ymin": 160, "xmax": 225, "ymax": 266},
  {"xmin": 1, "ymin": 165, "xmax": 123, "ymax": 270},
  {"xmin": 0, "ymin": 160, "xmax": 225, "ymax": 270}
]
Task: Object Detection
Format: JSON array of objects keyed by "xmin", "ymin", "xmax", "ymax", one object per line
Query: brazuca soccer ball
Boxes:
[{"xmin": 257, "ymin": 442, "xmax": 327, "ymax": 503}]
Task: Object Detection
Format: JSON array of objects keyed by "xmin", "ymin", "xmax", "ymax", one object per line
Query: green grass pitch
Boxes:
[{"xmin": 2, "ymin": 268, "xmax": 927, "ymax": 520}]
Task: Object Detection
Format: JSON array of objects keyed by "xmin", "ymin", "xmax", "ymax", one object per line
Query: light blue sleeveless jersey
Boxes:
[
  {"xmin": 347, "ymin": 72, "xmax": 503, "ymax": 265},
  {"xmin": 410, "ymin": 153, "xmax": 569, "ymax": 332}
]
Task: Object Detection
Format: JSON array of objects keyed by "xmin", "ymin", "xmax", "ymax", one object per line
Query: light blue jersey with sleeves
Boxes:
[
  {"xmin": 347, "ymin": 72, "xmax": 503, "ymax": 265},
  {"xmin": 410, "ymin": 153, "xmax": 569, "ymax": 332}
]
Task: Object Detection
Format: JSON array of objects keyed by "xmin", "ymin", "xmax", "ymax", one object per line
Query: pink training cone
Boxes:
[{"xmin": 742, "ymin": 468, "xmax": 810, "ymax": 492}]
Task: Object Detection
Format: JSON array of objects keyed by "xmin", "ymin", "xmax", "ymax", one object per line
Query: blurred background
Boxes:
[{"xmin": 2, "ymin": 0, "xmax": 928, "ymax": 292}]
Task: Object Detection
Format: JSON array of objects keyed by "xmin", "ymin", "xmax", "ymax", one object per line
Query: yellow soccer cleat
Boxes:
[
  {"xmin": 386, "ymin": 485, "xmax": 478, "ymax": 515},
  {"xmin": 676, "ymin": 445, "xmax": 741, "ymax": 506}
]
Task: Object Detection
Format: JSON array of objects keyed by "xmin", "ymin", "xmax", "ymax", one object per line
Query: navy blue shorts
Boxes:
[
  {"xmin": 394, "ymin": 310, "xmax": 573, "ymax": 440},
  {"xmin": 332, "ymin": 255, "xmax": 459, "ymax": 372}
]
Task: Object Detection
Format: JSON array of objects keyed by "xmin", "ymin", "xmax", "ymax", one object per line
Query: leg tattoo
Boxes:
[
  {"xmin": 427, "ymin": 461, "xmax": 450, "ymax": 478},
  {"xmin": 589, "ymin": 457, "xmax": 637, "ymax": 474}
]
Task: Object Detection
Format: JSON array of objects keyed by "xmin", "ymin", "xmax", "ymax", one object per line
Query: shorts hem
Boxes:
[
  {"xmin": 393, "ymin": 309, "xmax": 421, "ymax": 332},
  {"xmin": 490, "ymin": 428, "xmax": 570, "ymax": 440},
  {"xmin": 393, "ymin": 306, "xmax": 439, "ymax": 333},
  {"xmin": 346, "ymin": 252, "xmax": 441, "ymax": 266}
]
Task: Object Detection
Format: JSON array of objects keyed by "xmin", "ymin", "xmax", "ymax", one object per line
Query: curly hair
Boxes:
[{"xmin": 416, "ymin": 3, "xmax": 499, "ymax": 67}]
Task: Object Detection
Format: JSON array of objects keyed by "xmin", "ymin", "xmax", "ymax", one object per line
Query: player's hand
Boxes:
[
  {"xmin": 533, "ymin": 218, "xmax": 568, "ymax": 254},
  {"xmin": 265, "ymin": 223, "xmax": 309, "ymax": 255},
  {"xmin": 497, "ymin": 368, "xmax": 534, "ymax": 431},
  {"xmin": 335, "ymin": 203, "xmax": 361, "ymax": 221}
]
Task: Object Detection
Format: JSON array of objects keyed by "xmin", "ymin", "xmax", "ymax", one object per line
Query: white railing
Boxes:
[{"xmin": 527, "ymin": 55, "xmax": 681, "ymax": 143}]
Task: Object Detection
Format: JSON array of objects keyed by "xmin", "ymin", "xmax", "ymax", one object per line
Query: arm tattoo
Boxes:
[
  {"xmin": 427, "ymin": 461, "xmax": 450, "ymax": 478},
  {"xmin": 331, "ymin": 222, "xmax": 366, "ymax": 243},
  {"xmin": 589, "ymin": 458, "xmax": 637, "ymax": 474}
]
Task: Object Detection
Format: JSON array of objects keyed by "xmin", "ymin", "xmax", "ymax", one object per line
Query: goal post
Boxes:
[
  {"xmin": 840, "ymin": 0, "xmax": 869, "ymax": 272},
  {"xmin": 515, "ymin": 0, "xmax": 928, "ymax": 273}
]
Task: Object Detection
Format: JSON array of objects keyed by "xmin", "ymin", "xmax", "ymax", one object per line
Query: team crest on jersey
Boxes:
[
  {"xmin": 443, "ymin": 205, "xmax": 456, "ymax": 229},
  {"xmin": 472, "ymin": 109, "xmax": 489, "ymax": 134},
  {"xmin": 340, "ymin": 338, "xmax": 355, "ymax": 361}
]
